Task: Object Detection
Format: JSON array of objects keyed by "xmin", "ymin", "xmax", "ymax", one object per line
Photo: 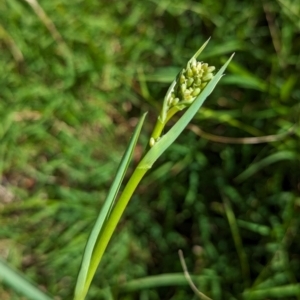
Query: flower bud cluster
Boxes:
[{"xmin": 167, "ymin": 58, "xmax": 215, "ymax": 108}]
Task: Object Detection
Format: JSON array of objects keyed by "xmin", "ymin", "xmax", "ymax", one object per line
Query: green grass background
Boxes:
[{"xmin": 0, "ymin": 0, "xmax": 300, "ymax": 299}]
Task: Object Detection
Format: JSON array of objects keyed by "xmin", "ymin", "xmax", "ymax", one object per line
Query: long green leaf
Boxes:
[
  {"xmin": 243, "ymin": 284, "xmax": 300, "ymax": 299},
  {"xmin": 138, "ymin": 54, "xmax": 235, "ymax": 170},
  {"xmin": 117, "ymin": 273, "xmax": 216, "ymax": 292},
  {"xmin": 74, "ymin": 113, "xmax": 147, "ymax": 300},
  {"xmin": 235, "ymin": 150, "xmax": 297, "ymax": 183},
  {"xmin": 0, "ymin": 258, "xmax": 53, "ymax": 300}
]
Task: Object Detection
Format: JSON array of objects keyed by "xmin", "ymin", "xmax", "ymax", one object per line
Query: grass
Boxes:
[{"xmin": 0, "ymin": 0, "xmax": 300, "ymax": 299}]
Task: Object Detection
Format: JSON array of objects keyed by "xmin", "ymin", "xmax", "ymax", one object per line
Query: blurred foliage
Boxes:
[{"xmin": 0, "ymin": 0, "xmax": 299, "ymax": 299}]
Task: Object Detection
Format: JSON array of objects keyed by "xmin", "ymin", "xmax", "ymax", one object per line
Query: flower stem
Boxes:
[
  {"xmin": 79, "ymin": 164, "xmax": 149, "ymax": 300},
  {"xmin": 151, "ymin": 106, "xmax": 182, "ymax": 142}
]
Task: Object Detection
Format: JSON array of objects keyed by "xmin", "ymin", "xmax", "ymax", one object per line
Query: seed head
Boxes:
[
  {"xmin": 166, "ymin": 58, "xmax": 215, "ymax": 108},
  {"xmin": 151, "ymin": 39, "xmax": 216, "ymax": 146}
]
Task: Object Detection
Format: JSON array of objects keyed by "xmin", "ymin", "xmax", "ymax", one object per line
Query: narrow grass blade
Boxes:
[
  {"xmin": 243, "ymin": 284, "xmax": 300, "ymax": 299},
  {"xmin": 235, "ymin": 150, "xmax": 297, "ymax": 183},
  {"xmin": 74, "ymin": 113, "xmax": 147, "ymax": 300},
  {"xmin": 189, "ymin": 37, "xmax": 211, "ymax": 63},
  {"xmin": 139, "ymin": 54, "xmax": 234, "ymax": 170},
  {"xmin": 116, "ymin": 273, "xmax": 215, "ymax": 292},
  {"xmin": 236, "ymin": 219, "xmax": 271, "ymax": 236},
  {"xmin": 223, "ymin": 197, "xmax": 250, "ymax": 286},
  {"xmin": 0, "ymin": 258, "xmax": 53, "ymax": 300},
  {"xmin": 224, "ymin": 60, "xmax": 267, "ymax": 91}
]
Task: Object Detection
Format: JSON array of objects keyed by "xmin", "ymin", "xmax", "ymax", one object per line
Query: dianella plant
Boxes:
[{"xmin": 73, "ymin": 39, "xmax": 234, "ymax": 300}]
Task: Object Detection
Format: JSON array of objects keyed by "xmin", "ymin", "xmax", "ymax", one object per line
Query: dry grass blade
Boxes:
[
  {"xmin": 189, "ymin": 125, "xmax": 295, "ymax": 144},
  {"xmin": 23, "ymin": 0, "xmax": 68, "ymax": 51},
  {"xmin": 263, "ymin": 2, "xmax": 281, "ymax": 56},
  {"xmin": 0, "ymin": 23, "xmax": 24, "ymax": 63},
  {"xmin": 178, "ymin": 250, "xmax": 212, "ymax": 300}
]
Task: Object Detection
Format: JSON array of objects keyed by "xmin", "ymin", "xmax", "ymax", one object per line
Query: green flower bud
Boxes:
[
  {"xmin": 192, "ymin": 65, "xmax": 198, "ymax": 75},
  {"xmin": 180, "ymin": 74, "xmax": 186, "ymax": 84},
  {"xmin": 183, "ymin": 90, "xmax": 192, "ymax": 100},
  {"xmin": 190, "ymin": 58, "xmax": 197, "ymax": 67},
  {"xmin": 194, "ymin": 77, "xmax": 202, "ymax": 86},
  {"xmin": 181, "ymin": 83, "xmax": 187, "ymax": 93},
  {"xmin": 167, "ymin": 97, "xmax": 173, "ymax": 106},
  {"xmin": 201, "ymin": 82, "xmax": 207, "ymax": 89},
  {"xmin": 187, "ymin": 68, "xmax": 193, "ymax": 78},
  {"xmin": 186, "ymin": 77, "xmax": 194, "ymax": 87},
  {"xmin": 207, "ymin": 66, "xmax": 216, "ymax": 72},
  {"xmin": 202, "ymin": 63, "xmax": 208, "ymax": 70},
  {"xmin": 172, "ymin": 97, "xmax": 180, "ymax": 106},
  {"xmin": 192, "ymin": 88, "xmax": 201, "ymax": 97},
  {"xmin": 149, "ymin": 137, "xmax": 155, "ymax": 147},
  {"xmin": 202, "ymin": 73, "xmax": 213, "ymax": 81}
]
